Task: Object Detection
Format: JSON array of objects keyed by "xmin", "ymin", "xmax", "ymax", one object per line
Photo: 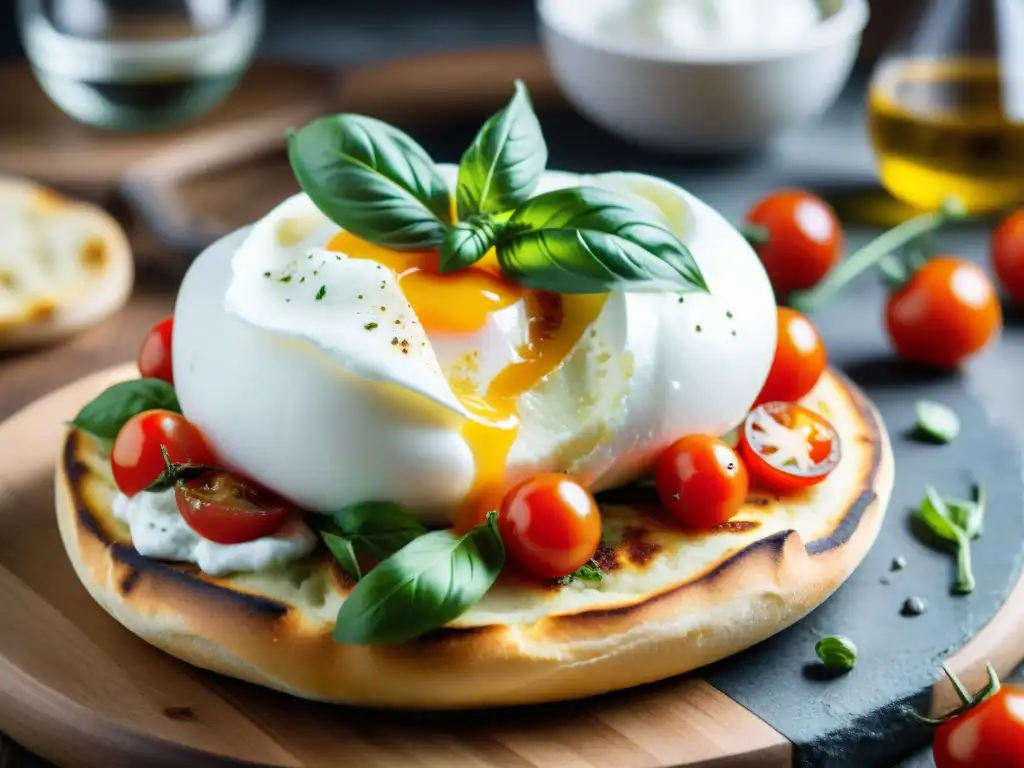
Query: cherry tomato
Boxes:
[
  {"xmin": 755, "ymin": 307, "xmax": 827, "ymax": 406},
  {"xmin": 655, "ymin": 435, "xmax": 749, "ymax": 529},
  {"xmin": 991, "ymin": 208, "xmax": 1024, "ymax": 304},
  {"xmin": 932, "ymin": 668, "xmax": 1024, "ymax": 768},
  {"xmin": 738, "ymin": 402, "xmax": 840, "ymax": 494},
  {"xmin": 886, "ymin": 257, "xmax": 1002, "ymax": 370},
  {"xmin": 175, "ymin": 471, "xmax": 290, "ymax": 544},
  {"xmin": 497, "ymin": 474, "xmax": 602, "ymax": 579},
  {"xmin": 111, "ymin": 410, "xmax": 217, "ymax": 496},
  {"xmin": 137, "ymin": 316, "xmax": 174, "ymax": 384},
  {"xmin": 745, "ymin": 190, "xmax": 844, "ymax": 297}
]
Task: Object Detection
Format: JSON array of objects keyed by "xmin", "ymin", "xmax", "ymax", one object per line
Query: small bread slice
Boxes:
[{"xmin": 0, "ymin": 176, "xmax": 133, "ymax": 349}]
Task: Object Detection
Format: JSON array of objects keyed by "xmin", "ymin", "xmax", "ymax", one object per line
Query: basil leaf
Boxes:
[
  {"xmin": 322, "ymin": 532, "xmax": 362, "ymax": 581},
  {"xmin": 328, "ymin": 501, "xmax": 428, "ymax": 561},
  {"xmin": 456, "ymin": 80, "xmax": 546, "ymax": 218},
  {"xmin": 948, "ymin": 484, "xmax": 986, "ymax": 540},
  {"xmin": 71, "ymin": 378, "xmax": 181, "ymax": 440},
  {"xmin": 496, "ymin": 187, "xmax": 709, "ymax": 294},
  {"xmin": 917, "ymin": 487, "xmax": 959, "ymax": 543},
  {"xmin": 439, "ymin": 215, "xmax": 499, "ymax": 273},
  {"xmin": 287, "ymin": 114, "xmax": 451, "ymax": 249},
  {"xmin": 914, "ymin": 400, "xmax": 960, "ymax": 444},
  {"xmin": 333, "ymin": 512, "xmax": 505, "ymax": 645}
]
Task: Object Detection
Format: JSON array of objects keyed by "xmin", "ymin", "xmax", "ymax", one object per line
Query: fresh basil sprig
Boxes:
[
  {"xmin": 333, "ymin": 511, "xmax": 505, "ymax": 645},
  {"xmin": 318, "ymin": 501, "xmax": 428, "ymax": 581},
  {"xmin": 915, "ymin": 486, "xmax": 983, "ymax": 594},
  {"xmin": 456, "ymin": 79, "xmax": 547, "ymax": 219},
  {"xmin": 440, "ymin": 215, "xmax": 502, "ymax": 273},
  {"xmin": 71, "ymin": 378, "xmax": 181, "ymax": 440},
  {"xmin": 287, "ymin": 114, "xmax": 451, "ymax": 249},
  {"xmin": 144, "ymin": 446, "xmax": 216, "ymax": 493},
  {"xmin": 496, "ymin": 186, "xmax": 709, "ymax": 294}
]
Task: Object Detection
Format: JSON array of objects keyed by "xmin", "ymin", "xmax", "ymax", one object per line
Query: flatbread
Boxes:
[
  {"xmin": 55, "ymin": 369, "xmax": 892, "ymax": 709},
  {"xmin": 0, "ymin": 176, "xmax": 133, "ymax": 349}
]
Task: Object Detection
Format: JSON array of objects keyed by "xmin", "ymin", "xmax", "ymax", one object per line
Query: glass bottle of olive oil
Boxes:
[{"xmin": 867, "ymin": 0, "xmax": 1024, "ymax": 214}]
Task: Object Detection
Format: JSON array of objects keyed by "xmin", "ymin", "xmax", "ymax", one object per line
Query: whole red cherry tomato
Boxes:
[
  {"xmin": 654, "ymin": 434, "xmax": 749, "ymax": 529},
  {"xmin": 991, "ymin": 208, "xmax": 1024, "ymax": 304},
  {"xmin": 175, "ymin": 471, "xmax": 290, "ymax": 544},
  {"xmin": 886, "ymin": 257, "xmax": 1002, "ymax": 370},
  {"xmin": 497, "ymin": 474, "xmax": 602, "ymax": 579},
  {"xmin": 755, "ymin": 307, "xmax": 827, "ymax": 406},
  {"xmin": 738, "ymin": 402, "xmax": 840, "ymax": 494},
  {"xmin": 111, "ymin": 409, "xmax": 216, "ymax": 496},
  {"xmin": 137, "ymin": 316, "xmax": 174, "ymax": 384},
  {"xmin": 931, "ymin": 664, "xmax": 1024, "ymax": 768},
  {"xmin": 744, "ymin": 190, "xmax": 844, "ymax": 297}
]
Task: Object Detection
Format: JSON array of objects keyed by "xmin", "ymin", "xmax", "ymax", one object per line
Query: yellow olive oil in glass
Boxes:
[
  {"xmin": 867, "ymin": 0, "xmax": 1024, "ymax": 214},
  {"xmin": 869, "ymin": 58, "xmax": 1024, "ymax": 214}
]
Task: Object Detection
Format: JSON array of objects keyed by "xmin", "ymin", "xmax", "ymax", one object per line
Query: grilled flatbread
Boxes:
[
  {"xmin": 55, "ymin": 369, "xmax": 892, "ymax": 709},
  {"xmin": 0, "ymin": 177, "xmax": 132, "ymax": 349}
]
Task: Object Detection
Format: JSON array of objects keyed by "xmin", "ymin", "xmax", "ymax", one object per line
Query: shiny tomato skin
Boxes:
[
  {"xmin": 745, "ymin": 190, "xmax": 843, "ymax": 297},
  {"xmin": 111, "ymin": 410, "xmax": 217, "ymax": 496},
  {"xmin": 175, "ymin": 471, "xmax": 290, "ymax": 544},
  {"xmin": 137, "ymin": 316, "xmax": 175, "ymax": 384},
  {"xmin": 933, "ymin": 685, "xmax": 1024, "ymax": 768},
  {"xmin": 739, "ymin": 402, "xmax": 840, "ymax": 494},
  {"xmin": 992, "ymin": 209, "xmax": 1024, "ymax": 304},
  {"xmin": 886, "ymin": 257, "xmax": 1002, "ymax": 370},
  {"xmin": 755, "ymin": 307, "xmax": 827, "ymax": 406},
  {"xmin": 497, "ymin": 474, "xmax": 602, "ymax": 579},
  {"xmin": 654, "ymin": 435, "xmax": 749, "ymax": 529}
]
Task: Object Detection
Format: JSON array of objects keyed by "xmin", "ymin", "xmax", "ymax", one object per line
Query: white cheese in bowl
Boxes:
[{"xmin": 610, "ymin": 0, "xmax": 823, "ymax": 52}]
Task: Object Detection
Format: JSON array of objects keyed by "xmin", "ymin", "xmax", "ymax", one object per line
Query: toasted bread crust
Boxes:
[
  {"xmin": 55, "ymin": 370, "xmax": 893, "ymax": 709},
  {"xmin": 0, "ymin": 176, "xmax": 133, "ymax": 349}
]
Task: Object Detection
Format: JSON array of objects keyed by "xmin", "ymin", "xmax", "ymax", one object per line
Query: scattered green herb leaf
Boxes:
[
  {"xmin": 816, "ymin": 636, "xmax": 857, "ymax": 672},
  {"xmin": 71, "ymin": 378, "xmax": 181, "ymax": 440},
  {"xmin": 322, "ymin": 532, "xmax": 362, "ymax": 581},
  {"xmin": 364, "ymin": 322, "xmax": 378, "ymax": 330},
  {"xmin": 315, "ymin": 285, "xmax": 327, "ymax": 301},
  {"xmin": 558, "ymin": 559, "xmax": 604, "ymax": 586},
  {"xmin": 914, "ymin": 400, "xmax": 960, "ymax": 444}
]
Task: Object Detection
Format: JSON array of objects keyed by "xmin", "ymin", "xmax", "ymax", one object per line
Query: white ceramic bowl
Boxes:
[{"xmin": 537, "ymin": 0, "xmax": 869, "ymax": 153}]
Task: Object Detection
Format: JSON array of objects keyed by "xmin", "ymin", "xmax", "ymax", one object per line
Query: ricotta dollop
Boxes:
[{"xmin": 113, "ymin": 489, "xmax": 318, "ymax": 576}]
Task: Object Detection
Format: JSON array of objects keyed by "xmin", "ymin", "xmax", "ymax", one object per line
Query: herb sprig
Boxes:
[
  {"xmin": 913, "ymin": 484, "xmax": 987, "ymax": 595},
  {"xmin": 286, "ymin": 81, "xmax": 710, "ymax": 297}
]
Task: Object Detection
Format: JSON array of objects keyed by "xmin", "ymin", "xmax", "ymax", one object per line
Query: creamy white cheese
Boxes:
[
  {"xmin": 613, "ymin": 0, "xmax": 822, "ymax": 52},
  {"xmin": 113, "ymin": 489, "xmax": 318, "ymax": 576},
  {"xmin": 172, "ymin": 168, "xmax": 777, "ymax": 524}
]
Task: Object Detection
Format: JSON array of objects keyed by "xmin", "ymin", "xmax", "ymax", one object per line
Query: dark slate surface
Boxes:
[{"xmin": 403, "ymin": 77, "xmax": 1024, "ymax": 766}]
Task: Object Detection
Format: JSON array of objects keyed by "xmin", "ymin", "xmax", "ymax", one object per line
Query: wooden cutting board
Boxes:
[
  {"xmin": 1, "ymin": 356, "xmax": 1023, "ymax": 767},
  {"xmin": 0, "ymin": 48, "xmax": 562, "ymax": 264}
]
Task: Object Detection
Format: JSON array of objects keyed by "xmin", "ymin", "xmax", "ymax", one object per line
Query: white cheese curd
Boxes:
[
  {"xmin": 113, "ymin": 489, "xmax": 317, "ymax": 576},
  {"xmin": 611, "ymin": 0, "xmax": 823, "ymax": 52},
  {"xmin": 172, "ymin": 166, "xmax": 777, "ymax": 524}
]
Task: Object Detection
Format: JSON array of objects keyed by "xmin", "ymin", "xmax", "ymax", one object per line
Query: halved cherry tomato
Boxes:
[
  {"xmin": 497, "ymin": 474, "xmax": 602, "ymax": 579},
  {"xmin": 738, "ymin": 402, "xmax": 840, "ymax": 493},
  {"xmin": 137, "ymin": 316, "xmax": 174, "ymax": 384},
  {"xmin": 886, "ymin": 257, "xmax": 1002, "ymax": 370},
  {"xmin": 744, "ymin": 190, "xmax": 843, "ymax": 297},
  {"xmin": 932, "ymin": 666, "xmax": 1024, "ymax": 768},
  {"xmin": 991, "ymin": 208, "xmax": 1024, "ymax": 304},
  {"xmin": 111, "ymin": 409, "xmax": 216, "ymax": 496},
  {"xmin": 654, "ymin": 434, "xmax": 749, "ymax": 529},
  {"xmin": 754, "ymin": 307, "xmax": 827, "ymax": 406},
  {"xmin": 175, "ymin": 471, "xmax": 290, "ymax": 544}
]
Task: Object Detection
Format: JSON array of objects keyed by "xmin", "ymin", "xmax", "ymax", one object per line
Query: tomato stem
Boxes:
[
  {"xmin": 914, "ymin": 662, "xmax": 1002, "ymax": 725},
  {"xmin": 788, "ymin": 197, "xmax": 967, "ymax": 314}
]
